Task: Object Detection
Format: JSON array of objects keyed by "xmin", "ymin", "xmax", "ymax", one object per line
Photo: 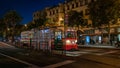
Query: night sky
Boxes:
[{"xmin": 0, "ymin": 0, "xmax": 64, "ymax": 24}]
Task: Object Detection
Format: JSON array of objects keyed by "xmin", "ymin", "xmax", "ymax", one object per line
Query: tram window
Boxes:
[
  {"xmin": 57, "ymin": 35, "xmax": 62, "ymax": 40},
  {"xmin": 55, "ymin": 32, "xmax": 62, "ymax": 40},
  {"xmin": 66, "ymin": 32, "xmax": 74, "ymax": 38}
]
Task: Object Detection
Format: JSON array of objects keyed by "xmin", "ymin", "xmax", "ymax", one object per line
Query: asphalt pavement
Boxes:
[{"xmin": 1, "ymin": 42, "xmax": 120, "ymax": 68}]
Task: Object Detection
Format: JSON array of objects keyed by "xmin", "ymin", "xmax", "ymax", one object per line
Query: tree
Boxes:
[
  {"xmin": 88, "ymin": 0, "xmax": 120, "ymax": 44},
  {"xmin": 3, "ymin": 10, "xmax": 22, "ymax": 42},
  {"xmin": 33, "ymin": 10, "xmax": 47, "ymax": 29},
  {"xmin": 14, "ymin": 24, "xmax": 24, "ymax": 36},
  {"xmin": 0, "ymin": 18, "xmax": 6, "ymax": 39},
  {"xmin": 67, "ymin": 10, "xmax": 86, "ymax": 29},
  {"xmin": 34, "ymin": 18, "xmax": 45, "ymax": 28},
  {"xmin": 88, "ymin": 0, "xmax": 120, "ymax": 27}
]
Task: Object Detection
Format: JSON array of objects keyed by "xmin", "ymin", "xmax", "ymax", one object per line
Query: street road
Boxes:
[
  {"xmin": 0, "ymin": 42, "xmax": 120, "ymax": 68},
  {"xmin": 61, "ymin": 48, "xmax": 120, "ymax": 68},
  {"xmin": 0, "ymin": 54, "xmax": 28, "ymax": 68},
  {"xmin": 0, "ymin": 42, "xmax": 29, "ymax": 68}
]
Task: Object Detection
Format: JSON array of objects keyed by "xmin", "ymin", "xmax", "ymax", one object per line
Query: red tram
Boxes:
[{"xmin": 52, "ymin": 28, "xmax": 78, "ymax": 50}]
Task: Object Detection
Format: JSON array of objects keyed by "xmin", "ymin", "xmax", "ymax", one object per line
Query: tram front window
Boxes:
[{"xmin": 66, "ymin": 31, "xmax": 75, "ymax": 38}]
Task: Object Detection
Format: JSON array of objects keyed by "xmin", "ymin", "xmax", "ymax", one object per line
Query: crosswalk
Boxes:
[
  {"xmin": 1, "ymin": 41, "xmax": 118, "ymax": 57},
  {"xmin": 93, "ymin": 51, "xmax": 118, "ymax": 56},
  {"xmin": 66, "ymin": 49, "xmax": 118, "ymax": 56}
]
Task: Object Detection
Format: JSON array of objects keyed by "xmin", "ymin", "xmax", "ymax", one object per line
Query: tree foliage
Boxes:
[
  {"xmin": 33, "ymin": 11, "xmax": 47, "ymax": 29},
  {"xmin": 34, "ymin": 18, "xmax": 45, "ymax": 28},
  {"xmin": 3, "ymin": 10, "xmax": 23, "ymax": 41},
  {"xmin": 67, "ymin": 10, "xmax": 86, "ymax": 28},
  {"xmin": 88, "ymin": 0, "xmax": 120, "ymax": 27},
  {"xmin": 0, "ymin": 18, "xmax": 6, "ymax": 37},
  {"xmin": 4, "ymin": 10, "xmax": 22, "ymax": 28}
]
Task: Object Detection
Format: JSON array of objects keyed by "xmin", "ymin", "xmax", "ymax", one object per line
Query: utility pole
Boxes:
[{"xmin": 63, "ymin": 0, "xmax": 67, "ymax": 55}]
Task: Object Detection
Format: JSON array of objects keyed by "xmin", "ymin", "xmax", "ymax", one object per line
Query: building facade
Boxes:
[
  {"xmin": 33, "ymin": 0, "xmax": 95, "ymax": 27},
  {"xmin": 33, "ymin": 0, "xmax": 120, "ymax": 46}
]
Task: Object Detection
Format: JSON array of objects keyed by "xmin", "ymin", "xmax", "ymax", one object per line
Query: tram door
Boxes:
[{"xmin": 54, "ymin": 30, "xmax": 63, "ymax": 50}]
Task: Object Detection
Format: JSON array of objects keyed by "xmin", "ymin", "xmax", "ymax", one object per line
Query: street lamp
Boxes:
[
  {"xmin": 7, "ymin": 28, "xmax": 10, "ymax": 31},
  {"xmin": 25, "ymin": 24, "xmax": 27, "ymax": 27},
  {"xmin": 24, "ymin": 24, "xmax": 27, "ymax": 30}
]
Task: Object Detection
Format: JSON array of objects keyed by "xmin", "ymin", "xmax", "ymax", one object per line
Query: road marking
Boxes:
[
  {"xmin": 42, "ymin": 60, "xmax": 75, "ymax": 68},
  {"xmin": 81, "ymin": 49, "xmax": 101, "ymax": 52},
  {"xmin": 0, "ymin": 53, "xmax": 41, "ymax": 68},
  {"xmin": 94, "ymin": 51, "xmax": 118, "ymax": 56},
  {"xmin": 66, "ymin": 51, "xmax": 89, "ymax": 54},
  {"xmin": 0, "ymin": 42, "xmax": 17, "ymax": 50},
  {"xmin": 0, "ymin": 42, "xmax": 14, "ymax": 47},
  {"xmin": 65, "ymin": 50, "xmax": 118, "ymax": 57}
]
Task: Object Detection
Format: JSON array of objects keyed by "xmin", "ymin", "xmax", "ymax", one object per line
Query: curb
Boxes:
[{"xmin": 78, "ymin": 45, "xmax": 120, "ymax": 50}]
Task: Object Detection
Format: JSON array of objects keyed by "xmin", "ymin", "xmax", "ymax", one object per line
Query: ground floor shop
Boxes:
[{"xmin": 77, "ymin": 27, "xmax": 120, "ymax": 46}]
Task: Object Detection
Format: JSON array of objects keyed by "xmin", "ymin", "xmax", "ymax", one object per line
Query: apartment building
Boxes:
[
  {"xmin": 33, "ymin": 0, "xmax": 96, "ymax": 26},
  {"xmin": 33, "ymin": 0, "xmax": 120, "ymax": 45}
]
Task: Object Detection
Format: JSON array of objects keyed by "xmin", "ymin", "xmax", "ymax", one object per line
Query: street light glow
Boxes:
[
  {"xmin": 25, "ymin": 24, "xmax": 27, "ymax": 27},
  {"xmin": 7, "ymin": 28, "xmax": 10, "ymax": 31}
]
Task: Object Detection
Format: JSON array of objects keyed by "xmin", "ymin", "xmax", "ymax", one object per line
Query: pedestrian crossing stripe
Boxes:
[
  {"xmin": 65, "ymin": 50, "xmax": 118, "ymax": 56},
  {"xmin": 93, "ymin": 51, "xmax": 118, "ymax": 56}
]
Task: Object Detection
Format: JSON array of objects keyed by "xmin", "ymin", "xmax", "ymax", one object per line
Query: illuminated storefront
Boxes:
[{"xmin": 77, "ymin": 27, "xmax": 120, "ymax": 46}]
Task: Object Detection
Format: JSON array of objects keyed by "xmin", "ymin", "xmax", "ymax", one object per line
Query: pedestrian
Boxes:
[{"xmin": 110, "ymin": 39, "xmax": 112, "ymax": 46}]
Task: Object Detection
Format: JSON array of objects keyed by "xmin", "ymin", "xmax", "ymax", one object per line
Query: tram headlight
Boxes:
[
  {"xmin": 72, "ymin": 41, "xmax": 75, "ymax": 44},
  {"xmin": 72, "ymin": 40, "xmax": 77, "ymax": 44},
  {"xmin": 75, "ymin": 40, "xmax": 77, "ymax": 43},
  {"xmin": 66, "ymin": 40, "xmax": 71, "ymax": 44}
]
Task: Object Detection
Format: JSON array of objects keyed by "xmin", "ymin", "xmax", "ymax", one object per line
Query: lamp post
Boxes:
[{"xmin": 63, "ymin": 0, "xmax": 67, "ymax": 55}]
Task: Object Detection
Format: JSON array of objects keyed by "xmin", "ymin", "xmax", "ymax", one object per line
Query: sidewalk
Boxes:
[{"xmin": 78, "ymin": 44, "xmax": 119, "ymax": 49}]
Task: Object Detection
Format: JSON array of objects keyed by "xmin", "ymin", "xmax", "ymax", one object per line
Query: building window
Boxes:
[
  {"xmin": 62, "ymin": 8, "xmax": 65, "ymax": 13},
  {"xmin": 67, "ymin": 5, "xmax": 70, "ymax": 10},
  {"xmin": 76, "ymin": 2, "xmax": 79, "ymax": 7},
  {"xmin": 50, "ymin": 11, "xmax": 51, "ymax": 15},
  {"xmin": 53, "ymin": 10, "xmax": 55, "ymax": 15},
  {"xmin": 37, "ymin": 14, "xmax": 39, "ymax": 16},
  {"xmin": 72, "ymin": 4, "xmax": 74, "ymax": 8},
  {"xmin": 56, "ymin": 9, "xmax": 58, "ymax": 13},
  {"xmin": 91, "ymin": 0, "xmax": 95, "ymax": 2},
  {"xmin": 90, "ymin": 29, "xmax": 94, "ymax": 34},
  {"xmin": 85, "ymin": 0, "xmax": 88, "ymax": 5},
  {"xmin": 52, "ymin": 11, "xmax": 53, "ymax": 15},
  {"xmin": 84, "ymin": 30, "xmax": 87, "ymax": 34},
  {"xmin": 47, "ymin": 12, "xmax": 49, "ymax": 16},
  {"xmin": 80, "ymin": 0, "xmax": 83, "ymax": 6}
]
